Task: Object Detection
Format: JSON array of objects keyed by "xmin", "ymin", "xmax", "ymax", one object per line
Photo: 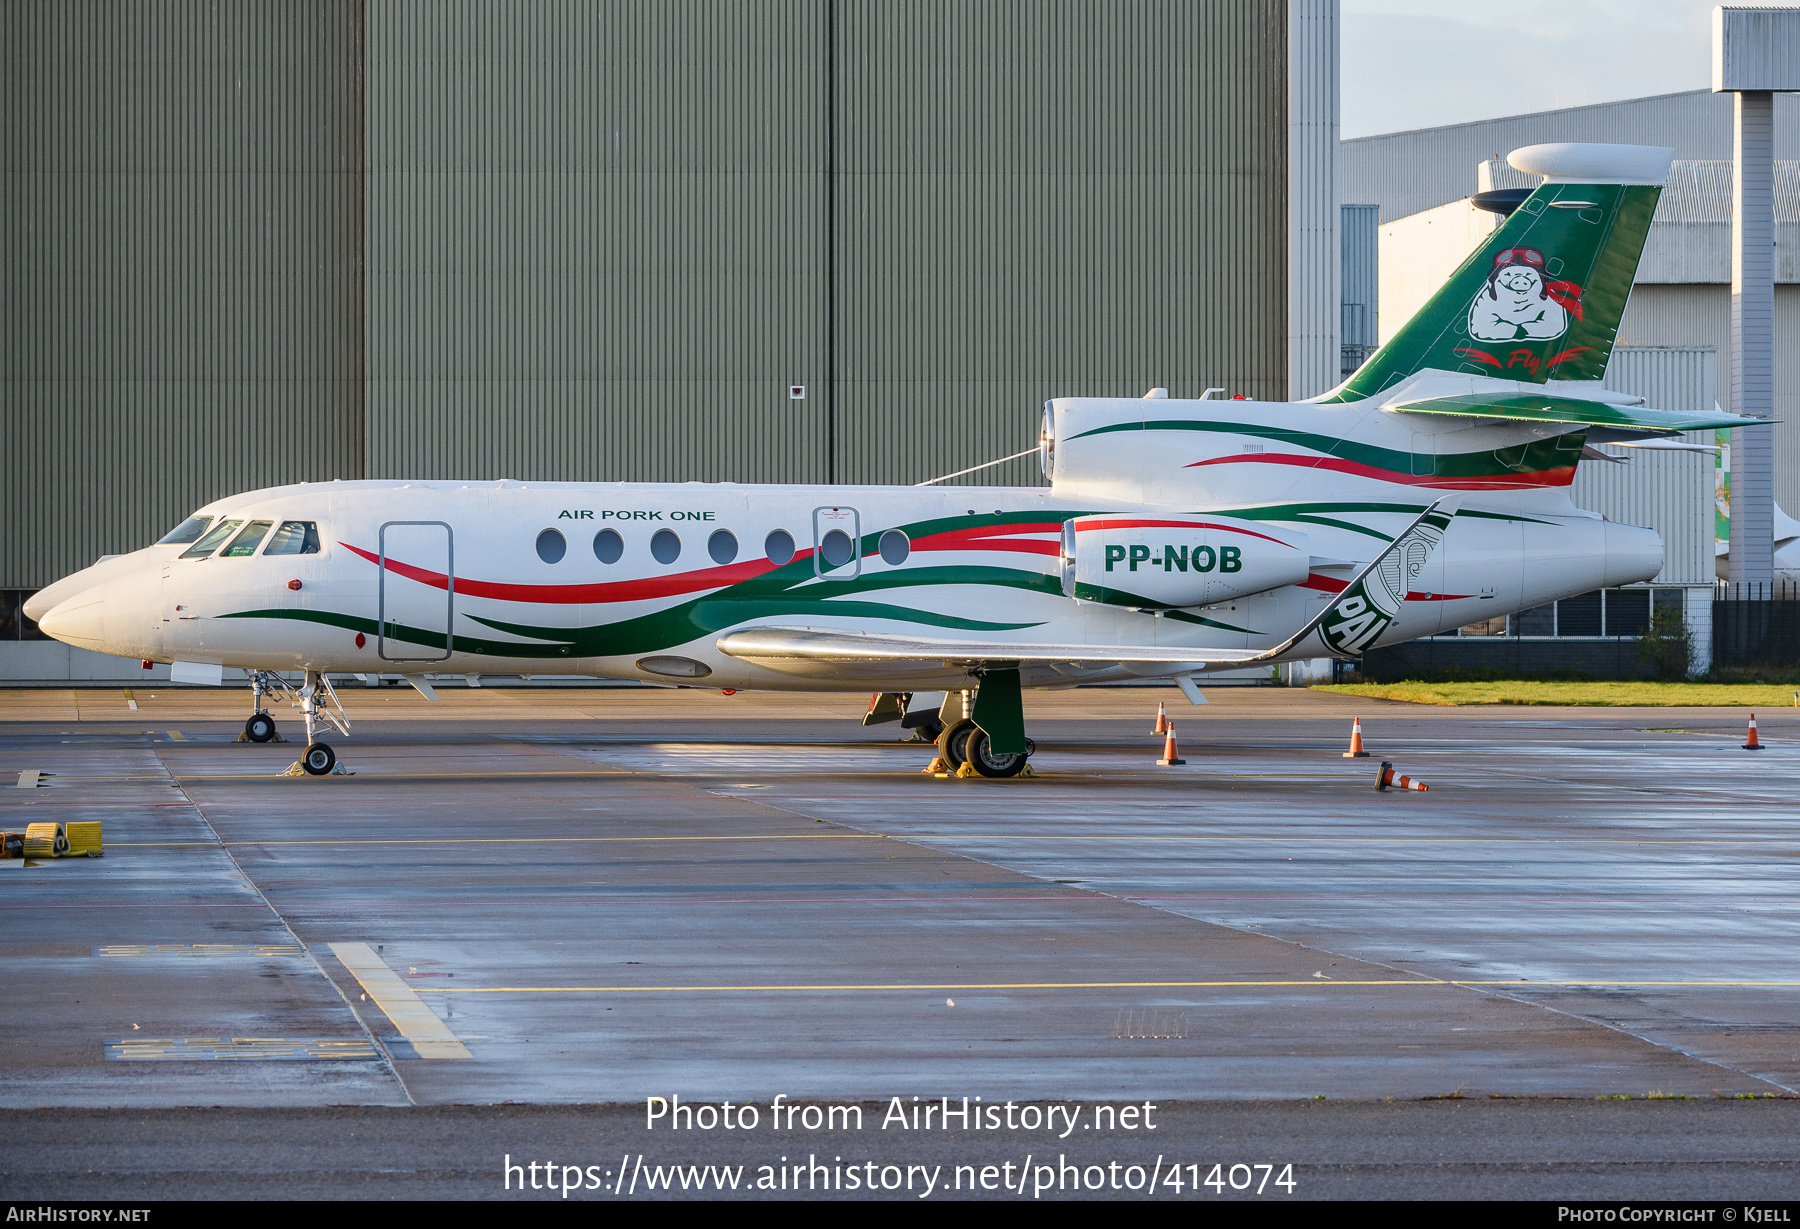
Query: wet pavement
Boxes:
[{"xmin": 2, "ymin": 684, "xmax": 1797, "ymax": 1196}]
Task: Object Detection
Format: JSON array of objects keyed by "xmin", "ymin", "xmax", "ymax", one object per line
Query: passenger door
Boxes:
[{"xmin": 378, "ymin": 521, "xmax": 454, "ymax": 662}]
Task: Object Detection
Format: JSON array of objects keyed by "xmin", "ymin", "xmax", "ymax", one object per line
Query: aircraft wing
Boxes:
[
  {"xmin": 720, "ymin": 498, "xmax": 1462, "ymax": 677},
  {"xmin": 714, "ymin": 627, "xmax": 1268, "ymax": 672},
  {"xmin": 1388, "ymin": 393, "xmax": 1760, "ymax": 433}
]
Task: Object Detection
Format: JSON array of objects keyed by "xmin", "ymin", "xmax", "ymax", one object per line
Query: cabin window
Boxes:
[
  {"xmin": 180, "ymin": 519, "xmax": 242, "ymax": 560},
  {"xmin": 651, "ymin": 529, "xmax": 681, "ymax": 565},
  {"xmin": 219, "ymin": 521, "xmax": 274, "ymax": 558},
  {"xmin": 263, "ymin": 521, "xmax": 320, "ymax": 555},
  {"xmin": 157, "ymin": 515, "xmax": 213, "ymax": 545},
  {"xmin": 536, "ymin": 528, "xmax": 567, "ymax": 564},
  {"xmin": 708, "ymin": 529, "xmax": 738, "ymax": 565},
  {"xmin": 878, "ymin": 529, "xmax": 910, "ymax": 566},
  {"xmin": 819, "ymin": 529, "xmax": 855, "ymax": 569},
  {"xmin": 593, "ymin": 529, "xmax": 624, "ymax": 564},
  {"xmin": 764, "ymin": 529, "xmax": 796, "ymax": 565}
]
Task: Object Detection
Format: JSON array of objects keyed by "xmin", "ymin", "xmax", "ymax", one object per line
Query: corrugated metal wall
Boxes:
[
  {"xmin": 365, "ymin": 0, "xmax": 830, "ymax": 485},
  {"xmin": 366, "ymin": 0, "xmax": 1291, "ymax": 489},
  {"xmin": 1344, "ymin": 90, "xmax": 1800, "ymax": 225},
  {"xmin": 1339, "ymin": 202, "xmax": 1378, "ymax": 373},
  {"xmin": 1286, "ymin": 0, "xmax": 1337, "ymax": 402},
  {"xmin": 2, "ymin": 1, "xmax": 367, "ymax": 589},
  {"xmin": 1574, "ymin": 345, "xmax": 1716, "ymax": 586},
  {"xmin": 1620, "ymin": 285, "xmax": 1800, "ymax": 515}
]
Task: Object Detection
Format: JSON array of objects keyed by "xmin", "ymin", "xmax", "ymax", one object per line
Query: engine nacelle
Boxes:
[{"xmin": 1060, "ymin": 515, "xmax": 1311, "ymax": 608}]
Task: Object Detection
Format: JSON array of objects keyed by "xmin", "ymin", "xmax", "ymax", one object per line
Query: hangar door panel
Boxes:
[{"xmin": 379, "ymin": 521, "xmax": 453, "ymax": 662}]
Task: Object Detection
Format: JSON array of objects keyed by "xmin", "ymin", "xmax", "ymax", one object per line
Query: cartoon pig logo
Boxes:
[{"xmin": 1466, "ymin": 247, "xmax": 1583, "ymax": 343}]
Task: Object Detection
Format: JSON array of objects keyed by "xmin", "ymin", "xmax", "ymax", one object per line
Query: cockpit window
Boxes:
[
  {"xmin": 157, "ymin": 515, "xmax": 213, "ymax": 545},
  {"xmin": 220, "ymin": 520, "xmax": 274, "ymax": 558},
  {"xmin": 263, "ymin": 521, "xmax": 320, "ymax": 555},
  {"xmin": 179, "ymin": 519, "xmax": 242, "ymax": 559}
]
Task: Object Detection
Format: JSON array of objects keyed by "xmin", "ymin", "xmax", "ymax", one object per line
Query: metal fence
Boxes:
[{"xmin": 1713, "ymin": 581, "xmax": 1800, "ymax": 666}]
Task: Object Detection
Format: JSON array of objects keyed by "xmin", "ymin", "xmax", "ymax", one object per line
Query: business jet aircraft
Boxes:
[{"xmin": 28, "ymin": 143, "xmax": 1763, "ymax": 777}]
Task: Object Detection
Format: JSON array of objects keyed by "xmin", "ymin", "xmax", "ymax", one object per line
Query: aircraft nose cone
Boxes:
[{"xmin": 37, "ymin": 591, "xmax": 108, "ymax": 650}]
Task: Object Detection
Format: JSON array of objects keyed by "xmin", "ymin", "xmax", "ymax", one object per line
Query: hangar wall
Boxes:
[
  {"xmin": 1, "ymin": 1, "xmax": 368, "ymax": 590},
  {"xmin": 363, "ymin": 0, "xmax": 1294, "ymax": 490},
  {"xmin": 1343, "ymin": 89, "xmax": 1800, "ymax": 225}
]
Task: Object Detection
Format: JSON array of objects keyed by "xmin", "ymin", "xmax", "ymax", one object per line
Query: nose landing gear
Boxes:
[
  {"xmin": 296, "ymin": 670, "xmax": 350, "ymax": 776},
  {"xmin": 241, "ymin": 670, "xmax": 293, "ymax": 743}
]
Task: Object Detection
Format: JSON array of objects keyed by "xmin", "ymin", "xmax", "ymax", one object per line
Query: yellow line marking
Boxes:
[
  {"xmin": 328, "ymin": 942, "xmax": 473, "ymax": 1059},
  {"xmin": 112, "ymin": 834, "xmax": 888, "ymax": 847},
  {"xmin": 124, "ymin": 690, "xmax": 138, "ymax": 711},
  {"xmin": 166, "ymin": 731, "xmax": 189, "ymax": 742},
  {"xmin": 415, "ymin": 979, "xmax": 1800, "ymax": 994},
  {"xmin": 47, "ymin": 769, "xmax": 633, "ymax": 782},
  {"xmin": 98, "ymin": 834, "xmax": 1800, "ymax": 848}
]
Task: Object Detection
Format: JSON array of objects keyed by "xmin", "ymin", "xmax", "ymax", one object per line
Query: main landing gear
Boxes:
[
  {"xmin": 870, "ymin": 674, "xmax": 1042, "ymax": 778},
  {"xmin": 936, "ymin": 717, "xmax": 1035, "ymax": 778}
]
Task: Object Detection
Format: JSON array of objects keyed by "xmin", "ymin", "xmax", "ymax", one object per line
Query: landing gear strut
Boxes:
[
  {"xmin": 242, "ymin": 670, "xmax": 295, "ymax": 743},
  {"xmin": 297, "ymin": 669, "xmax": 350, "ymax": 776}
]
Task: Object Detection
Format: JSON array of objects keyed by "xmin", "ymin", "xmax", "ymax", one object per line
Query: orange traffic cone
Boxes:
[
  {"xmin": 1342, "ymin": 717, "xmax": 1370, "ymax": 758},
  {"xmin": 1157, "ymin": 721, "xmax": 1186, "ymax": 766},
  {"xmin": 1744, "ymin": 714, "xmax": 1764, "ymax": 751},
  {"xmin": 1153, "ymin": 702, "xmax": 1168, "ymax": 734},
  {"xmin": 1375, "ymin": 760, "xmax": 1427, "ymax": 792}
]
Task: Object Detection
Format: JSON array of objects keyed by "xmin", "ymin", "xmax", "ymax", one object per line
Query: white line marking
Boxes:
[{"xmin": 328, "ymin": 942, "xmax": 473, "ymax": 1059}]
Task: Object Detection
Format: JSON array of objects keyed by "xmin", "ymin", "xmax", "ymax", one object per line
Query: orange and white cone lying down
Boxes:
[
  {"xmin": 1744, "ymin": 714, "xmax": 1764, "ymax": 750},
  {"xmin": 1375, "ymin": 760, "xmax": 1427, "ymax": 792},
  {"xmin": 1153, "ymin": 702, "xmax": 1168, "ymax": 735},
  {"xmin": 1343, "ymin": 718, "xmax": 1370, "ymax": 758},
  {"xmin": 1157, "ymin": 722, "xmax": 1186, "ymax": 766}
]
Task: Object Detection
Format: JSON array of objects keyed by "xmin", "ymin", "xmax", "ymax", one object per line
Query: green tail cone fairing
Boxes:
[{"xmin": 1327, "ymin": 148, "xmax": 1670, "ymax": 401}]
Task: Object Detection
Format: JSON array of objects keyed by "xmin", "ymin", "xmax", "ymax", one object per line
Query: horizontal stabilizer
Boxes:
[{"xmin": 1389, "ymin": 394, "xmax": 1763, "ymax": 433}]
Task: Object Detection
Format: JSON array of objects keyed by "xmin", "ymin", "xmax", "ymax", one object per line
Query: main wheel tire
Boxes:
[
  {"xmin": 301, "ymin": 742, "xmax": 336, "ymax": 776},
  {"xmin": 936, "ymin": 718, "xmax": 978, "ymax": 769},
  {"xmin": 904, "ymin": 719, "xmax": 944, "ymax": 744},
  {"xmin": 966, "ymin": 728, "xmax": 1027, "ymax": 778},
  {"xmin": 244, "ymin": 713, "xmax": 277, "ymax": 743}
]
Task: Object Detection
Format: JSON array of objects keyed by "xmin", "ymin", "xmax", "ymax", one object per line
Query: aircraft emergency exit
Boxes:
[{"xmin": 27, "ymin": 143, "xmax": 1768, "ymax": 776}]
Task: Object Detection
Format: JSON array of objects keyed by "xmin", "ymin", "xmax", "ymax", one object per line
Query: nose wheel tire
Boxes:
[
  {"xmin": 301, "ymin": 742, "xmax": 337, "ymax": 776},
  {"xmin": 244, "ymin": 713, "xmax": 278, "ymax": 743}
]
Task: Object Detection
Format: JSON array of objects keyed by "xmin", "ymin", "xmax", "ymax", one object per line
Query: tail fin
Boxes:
[{"xmin": 1327, "ymin": 143, "xmax": 1674, "ymax": 402}]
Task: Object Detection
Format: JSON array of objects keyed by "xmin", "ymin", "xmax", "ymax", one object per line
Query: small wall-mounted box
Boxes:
[{"xmin": 789, "ymin": 385, "xmax": 806, "ymax": 400}]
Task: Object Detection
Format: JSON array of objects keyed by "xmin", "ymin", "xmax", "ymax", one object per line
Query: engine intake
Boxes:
[{"xmin": 1060, "ymin": 515, "xmax": 1310, "ymax": 608}]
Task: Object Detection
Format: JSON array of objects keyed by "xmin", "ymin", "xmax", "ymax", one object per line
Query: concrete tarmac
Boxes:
[{"xmin": 2, "ymin": 684, "xmax": 1797, "ymax": 1199}]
